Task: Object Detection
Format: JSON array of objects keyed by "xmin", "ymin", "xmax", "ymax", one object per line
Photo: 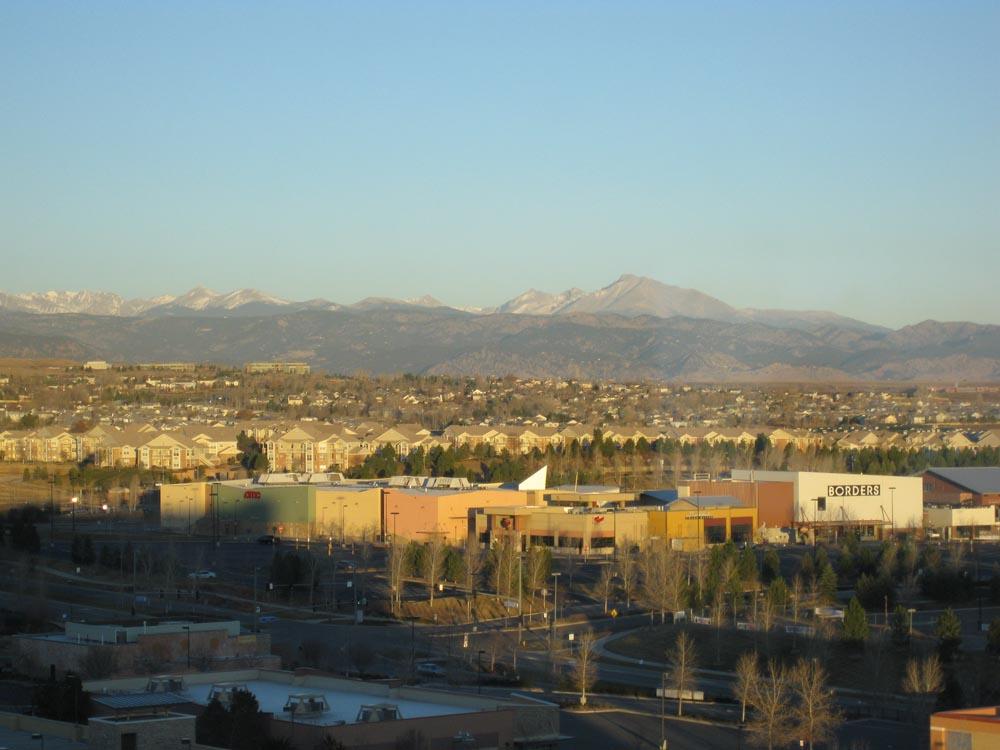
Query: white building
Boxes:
[{"xmin": 733, "ymin": 469, "xmax": 923, "ymax": 537}]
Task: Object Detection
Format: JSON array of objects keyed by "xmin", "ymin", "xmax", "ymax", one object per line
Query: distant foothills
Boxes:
[{"xmin": 1, "ymin": 275, "xmax": 998, "ymax": 382}]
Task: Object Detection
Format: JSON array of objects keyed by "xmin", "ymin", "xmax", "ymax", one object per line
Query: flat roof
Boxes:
[
  {"xmin": 549, "ymin": 485, "xmax": 620, "ymax": 494},
  {"xmin": 183, "ymin": 678, "xmax": 487, "ymax": 727},
  {"xmin": 0, "ymin": 726, "xmax": 87, "ymax": 750},
  {"xmin": 93, "ymin": 692, "xmax": 189, "ymax": 710}
]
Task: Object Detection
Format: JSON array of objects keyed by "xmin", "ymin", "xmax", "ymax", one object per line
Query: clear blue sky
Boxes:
[{"xmin": 2, "ymin": 2, "xmax": 998, "ymax": 327}]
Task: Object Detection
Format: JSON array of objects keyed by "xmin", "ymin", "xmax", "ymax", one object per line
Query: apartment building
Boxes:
[{"xmin": 265, "ymin": 423, "xmax": 367, "ymax": 472}]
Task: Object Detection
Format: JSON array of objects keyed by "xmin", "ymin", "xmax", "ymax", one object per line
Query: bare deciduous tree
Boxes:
[
  {"xmin": 572, "ymin": 629, "xmax": 598, "ymax": 706},
  {"xmin": 615, "ymin": 542, "xmax": 637, "ymax": 608},
  {"xmin": 388, "ymin": 537, "xmax": 408, "ymax": 616},
  {"xmin": 668, "ymin": 631, "xmax": 698, "ymax": 717},
  {"xmin": 425, "ymin": 535, "xmax": 446, "ymax": 607},
  {"xmin": 734, "ymin": 651, "xmax": 758, "ymax": 724},
  {"xmin": 463, "ymin": 536, "xmax": 484, "ymax": 618},
  {"xmin": 904, "ymin": 653, "xmax": 944, "ymax": 730},
  {"xmin": 791, "ymin": 574, "xmax": 804, "ymax": 623},
  {"xmin": 747, "ymin": 659, "xmax": 793, "ymax": 750},
  {"xmin": 639, "ymin": 540, "xmax": 686, "ymax": 623},
  {"xmin": 490, "ymin": 534, "xmax": 517, "ymax": 599},
  {"xmin": 598, "ymin": 564, "xmax": 615, "ymax": 614},
  {"xmin": 792, "ymin": 658, "xmax": 841, "ymax": 750}
]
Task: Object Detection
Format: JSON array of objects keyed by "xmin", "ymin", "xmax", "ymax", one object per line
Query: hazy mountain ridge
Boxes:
[
  {"xmin": 0, "ymin": 274, "xmax": 898, "ymax": 332},
  {"xmin": 0, "ymin": 307, "xmax": 996, "ymax": 382}
]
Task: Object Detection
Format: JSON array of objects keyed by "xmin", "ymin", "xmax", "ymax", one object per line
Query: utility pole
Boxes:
[
  {"xmin": 49, "ymin": 475, "xmax": 55, "ymax": 541},
  {"xmin": 551, "ymin": 572, "xmax": 561, "ymax": 651},
  {"xmin": 253, "ymin": 566, "xmax": 259, "ymax": 633},
  {"xmin": 660, "ymin": 671, "xmax": 667, "ymax": 750}
]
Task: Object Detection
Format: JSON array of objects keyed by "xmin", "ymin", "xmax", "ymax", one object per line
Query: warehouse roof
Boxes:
[
  {"xmin": 93, "ymin": 692, "xmax": 189, "ymax": 710},
  {"xmin": 926, "ymin": 467, "xmax": 1000, "ymax": 495}
]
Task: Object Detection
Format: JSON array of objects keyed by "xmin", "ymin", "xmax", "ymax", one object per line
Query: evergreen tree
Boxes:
[
  {"xmin": 762, "ymin": 548, "xmax": 781, "ymax": 584},
  {"xmin": 935, "ymin": 608, "xmax": 963, "ymax": 661},
  {"xmin": 842, "ymin": 596, "xmax": 869, "ymax": 646},
  {"xmin": 818, "ymin": 563, "xmax": 838, "ymax": 604},
  {"xmin": 891, "ymin": 604, "xmax": 910, "ymax": 647},
  {"xmin": 986, "ymin": 618, "xmax": 1000, "ymax": 657}
]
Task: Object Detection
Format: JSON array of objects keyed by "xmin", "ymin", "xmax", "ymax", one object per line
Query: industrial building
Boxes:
[
  {"xmin": 925, "ymin": 506, "xmax": 999, "ymax": 541},
  {"xmin": 13, "ymin": 620, "xmax": 277, "ymax": 679},
  {"xmin": 473, "ymin": 504, "xmax": 648, "ymax": 555},
  {"xmin": 731, "ymin": 469, "xmax": 923, "ymax": 541},
  {"xmin": 213, "ymin": 477, "xmax": 382, "ymax": 540},
  {"xmin": 383, "ymin": 486, "xmax": 531, "ymax": 545},
  {"xmin": 923, "ymin": 467, "xmax": 1000, "ymax": 507},
  {"xmin": 641, "ymin": 492, "xmax": 758, "ymax": 551},
  {"xmin": 82, "ymin": 669, "xmax": 560, "ymax": 750},
  {"xmin": 931, "ymin": 705, "xmax": 1000, "ymax": 749}
]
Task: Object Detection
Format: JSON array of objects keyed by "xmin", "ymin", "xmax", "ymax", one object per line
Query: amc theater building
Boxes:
[{"xmin": 731, "ymin": 470, "xmax": 922, "ymax": 542}]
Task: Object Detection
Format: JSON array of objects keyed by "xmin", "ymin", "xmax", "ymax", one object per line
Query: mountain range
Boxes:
[{"xmin": 1, "ymin": 275, "xmax": 997, "ymax": 381}]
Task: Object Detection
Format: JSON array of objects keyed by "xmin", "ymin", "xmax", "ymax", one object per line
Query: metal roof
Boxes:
[
  {"xmin": 92, "ymin": 692, "xmax": 189, "ymax": 710},
  {"xmin": 927, "ymin": 467, "xmax": 1000, "ymax": 495}
]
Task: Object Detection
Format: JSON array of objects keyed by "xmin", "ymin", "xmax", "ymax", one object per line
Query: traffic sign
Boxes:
[{"xmin": 610, "ymin": 608, "xmax": 618, "ymax": 618}]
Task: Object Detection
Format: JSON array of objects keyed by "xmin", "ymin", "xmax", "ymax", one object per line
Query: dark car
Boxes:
[{"xmin": 257, "ymin": 535, "xmax": 281, "ymax": 545}]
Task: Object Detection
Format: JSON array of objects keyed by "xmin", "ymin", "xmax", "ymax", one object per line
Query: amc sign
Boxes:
[
  {"xmin": 243, "ymin": 490, "xmax": 262, "ymax": 500},
  {"xmin": 827, "ymin": 484, "xmax": 881, "ymax": 498}
]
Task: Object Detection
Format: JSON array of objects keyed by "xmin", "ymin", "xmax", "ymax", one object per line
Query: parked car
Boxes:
[
  {"xmin": 258, "ymin": 615, "xmax": 278, "ymax": 624},
  {"xmin": 187, "ymin": 570, "xmax": 217, "ymax": 579},
  {"xmin": 336, "ymin": 560, "xmax": 356, "ymax": 570},
  {"xmin": 257, "ymin": 535, "xmax": 281, "ymax": 545}
]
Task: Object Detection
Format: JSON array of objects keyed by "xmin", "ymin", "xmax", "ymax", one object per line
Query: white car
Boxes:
[{"xmin": 187, "ymin": 570, "xmax": 217, "ymax": 579}]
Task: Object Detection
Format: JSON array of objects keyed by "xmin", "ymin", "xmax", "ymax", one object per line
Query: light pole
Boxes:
[
  {"xmin": 391, "ymin": 511, "xmax": 399, "ymax": 545},
  {"xmin": 181, "ymin": 625, "xmax": 191, "ymax": 669},
  {"xmin": 253, "ymin": 566, "xmax": 259, "ymax": 633},
  {"xmin": 693, "ymin": 490, "xmax": 702, "ymax": 551},
  {"xmin": 551, "ymin": 572, "xmax": 562, "ymax": 646},
  {"xmin": 907, "ymin": 607, "xmax": 916, "ymax": 636},
  {"xmin": 71, "ymin": 496, "xmax": 78, "ymax": 533},
  {"xmin": 49, "ymin": 475, "xmax": 55, "ymax": 540},
  {"xmin": 660, "ymin": 671, "xmax": 667, "ymax": 750},
  {"xmin": 477, "ymin": 649, "xmax": 486, "ymax": 694},
  {"xmin": 613, "ymin": 508, "xmax": 618, "ymax": 562}
]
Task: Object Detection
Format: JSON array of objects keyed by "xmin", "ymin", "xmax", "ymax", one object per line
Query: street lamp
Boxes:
[
  {"xmin": 391, "ymin": 511, "xmax": 399, "ymax": 545},
  {"xmin": 551, "ymin": 572, "xmax": 562, "ymax": 638},
  {"xmin": 660, "ymin": 671, "xmax": 667, "ymax": 750},
  {"xmin": 907, "ymin": 608, "xmax": 916, "ymax": 636},
  {"xmin": 71, "ymin": 496, "xmax": 78, "ymax": 533},
  {"xmin": 49, "ymin": 475, "xmax": 55, "ymax": 540},
  {"xmin": 693, "ymin": 490, "xmax": 702, "ymax": 551},
  {"xmin": 181, "ymin": 625, "xmax": 191, "ymax": 669}
]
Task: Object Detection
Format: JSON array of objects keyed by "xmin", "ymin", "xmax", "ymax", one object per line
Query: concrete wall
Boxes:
[
  {"xmin": 14, "ymin": 628, "xmax": 277, "ymax": 678},
  {"xmin": 384, "ymin": 488, "xmax": 530, "ymax": 544},
  {"xmin": 0, "ymin": 711, "xmax": 89, "ymax": 741},
  {"xmin": 159, "ymin": 482, "xmax": 210, "ymax": 531},
  {"xmin": 89, "ymin": 713, "xmax": 195, "ymax": 750},
  {"xmin": 314, "ymin": 486, "xmax": 382, "ymax": 541},
  {"xmin": 648, "ymin": 504, "xmax": 758, "ymax": 551},
  {"xmin": 733, "ymin": 470, "xmax": 922, "ymax": 532},
  {"xmin": 926, "ymin": 506, "xmax": 997, "ymax": 539}
]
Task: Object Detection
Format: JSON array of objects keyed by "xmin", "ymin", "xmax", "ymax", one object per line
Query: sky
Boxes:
[{"xmin": 1, "ymin": 2, "xmax": 998, "ymax": 328}]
